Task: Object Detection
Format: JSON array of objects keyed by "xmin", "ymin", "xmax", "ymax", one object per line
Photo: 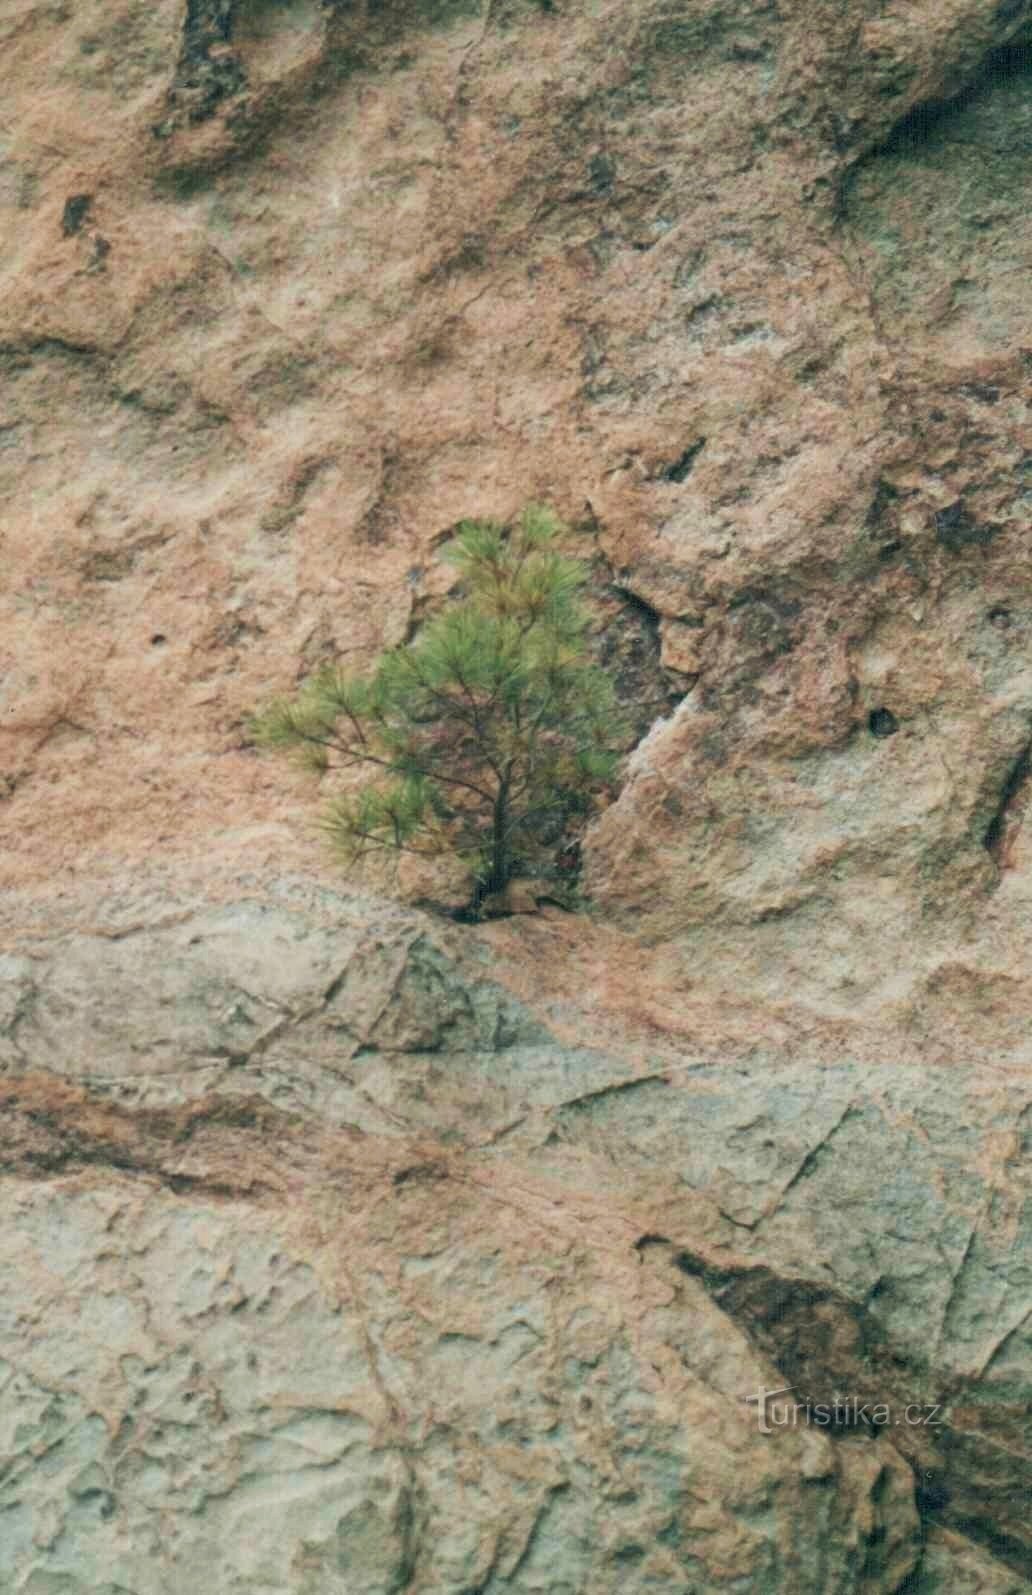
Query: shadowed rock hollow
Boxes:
[{"xmin": 0, "ymin": 0, "xmax": 1029, "ymax": 1590}]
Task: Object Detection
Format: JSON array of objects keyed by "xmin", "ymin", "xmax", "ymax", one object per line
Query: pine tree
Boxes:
[{"xmin": 250, "ymin": 506, "xmax": 623, "ymax": 913}]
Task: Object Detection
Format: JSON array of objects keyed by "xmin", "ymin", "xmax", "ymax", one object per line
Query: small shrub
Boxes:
[{"xmin": 250, "ymin": 505, "xmax": 625, "ymax": 913}]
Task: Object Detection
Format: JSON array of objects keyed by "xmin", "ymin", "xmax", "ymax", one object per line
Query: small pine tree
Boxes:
[{"xmin": 250, "ymin": 505, "xmax": 623, "ymax": 912}]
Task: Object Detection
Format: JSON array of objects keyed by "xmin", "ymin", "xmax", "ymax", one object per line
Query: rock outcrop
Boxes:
[
  {"xmin": 1, "ymin": 0, "xmax": 1030, "ymax": 1588},
  {"xmin": 0, "ymin": 882, "xmax": 1029, "ymax": 1590}
]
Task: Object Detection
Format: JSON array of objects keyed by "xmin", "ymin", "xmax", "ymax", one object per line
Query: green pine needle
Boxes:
[{"xmin": 251, "ymin": 505, "xmax": 627, "ymax": 904}]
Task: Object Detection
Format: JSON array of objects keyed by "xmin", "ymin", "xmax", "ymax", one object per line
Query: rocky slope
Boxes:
[{"xmin": 1, "ymin": 0, "xmax": 1030, "ymax": 1590}]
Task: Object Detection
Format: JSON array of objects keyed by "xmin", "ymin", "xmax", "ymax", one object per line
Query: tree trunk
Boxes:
[{"xmin": 489, "ymin": 778, "xmax": 510, "ymax": 893}]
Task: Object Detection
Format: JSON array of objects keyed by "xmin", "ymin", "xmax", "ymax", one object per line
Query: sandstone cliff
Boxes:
[{"xmin": 1, "ymin": 0, "xmax": 1030, "ymax": 1589}]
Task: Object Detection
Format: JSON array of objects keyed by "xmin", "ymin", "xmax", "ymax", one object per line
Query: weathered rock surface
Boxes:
[
  {"xmin": 1, "ymin": 0, "xmax": 1031, "ymax": 1588},
  {"xmin": 0, "ymin": 882, "xmax": 1028, "ymax": 1590},
  {"xmin": 1, "ymin": 0, "xmax": 1029, "ymax": 1033}
]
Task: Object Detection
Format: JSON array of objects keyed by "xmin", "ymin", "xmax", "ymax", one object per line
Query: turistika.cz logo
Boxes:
[{"xmin": 744, "ymin": 1385, "xmax": 944, "ymax": 1435}]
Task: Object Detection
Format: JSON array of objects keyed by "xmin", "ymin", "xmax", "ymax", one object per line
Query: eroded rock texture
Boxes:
[
  {"xmin": 0, "ymin": 885, "xmax": 1029, "ymax": 1589},
  {"xmin": 1, "ymin": 0, "xmax": 1030, "ymax": 1589}
]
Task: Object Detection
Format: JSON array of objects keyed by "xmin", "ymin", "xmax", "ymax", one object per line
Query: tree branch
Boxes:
[
  {"xmin": 292, "ymin": 731, "xmax": 495, "ymax": 801},
  {"xmin": 330, "ymin": 822, "xmax": 449, "ymax": 860},
  {"xmin": 399, "ymin": 653, "xmax": 481, "ymax": 729}
]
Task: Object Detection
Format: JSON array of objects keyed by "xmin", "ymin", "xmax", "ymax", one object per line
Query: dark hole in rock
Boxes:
[
  {"xmin": 591, "ymin": 579, "xmax": 684, "ymax": 737},
  {"xmin": 915, "ymin": 1474, "xmax": 950, "ymax": 1514},
  {"xmin": 935, "ymin": 500, "xmax": 992, "ymax": 551},
  {"xmin": 878, "ymin": 540, "xmax": 902, "ymax": 561},
  {"xmin": 865, "ymin": 478, "xmax": 899, "ymax": 527},
  {"xmin": 961, "ymin": 382, "xmax": 1000, "ymax": 404},
  {"xmin": 879, "ymin": 40, "xmax": 1032, "ymax": 155},
  {"xmin": 661, "ymin": 438, "xmax": 707, "ymax": 482},
  {"xmin": 588, "ymin": 153, "xmax": 615, "ymax": 193},
  {"xmin": 869, "ymin": 708, "xmax": 898, "ymax": 738},
  {"xmin": 150, "ymin": 634, "xmax": 167, "ymax": 646},
  {"xmin": 61, "ymin": 194, "xmax": 92, "ymax": 236},
  {"xmin": 983, "ymin": 742, "xmax": 1032, "ymax": 852},
  {"xmin": 392, "ymin": 1162, "xmax": 446, "ymax": 1186},
  {"xmin": 989, "ymin": 607, "xmax": 1011, "ymax": 628}
]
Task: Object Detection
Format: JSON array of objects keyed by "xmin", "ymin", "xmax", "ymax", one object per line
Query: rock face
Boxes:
[
  {"xmin": 1, "ymin": 0, "xmax": 1030, "ymax": 1590},
  {"xmin": 1, "ymin": 883, "xmax": 1029, "ymax": 1591}
]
